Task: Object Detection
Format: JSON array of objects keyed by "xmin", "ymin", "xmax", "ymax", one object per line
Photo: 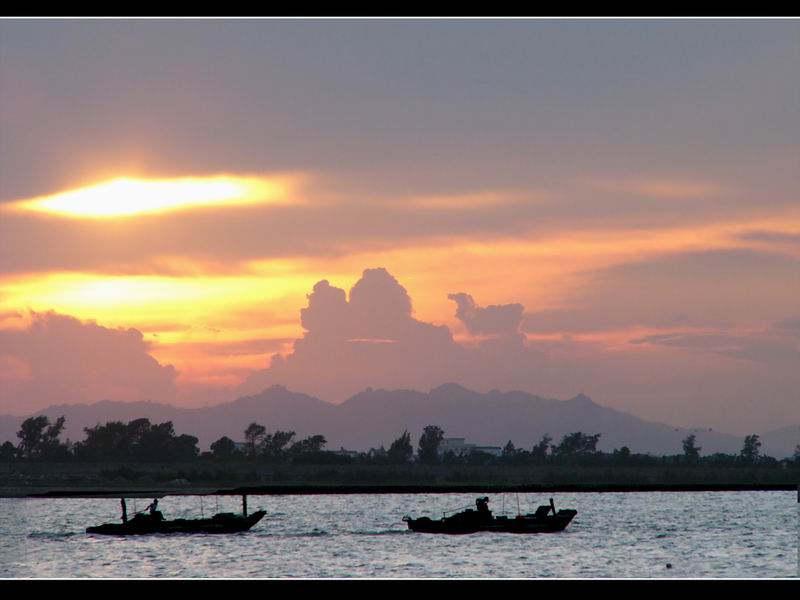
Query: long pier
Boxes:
[{"xmin": 19, "ymin": 482, "xmax": 800, "ymax": 498}]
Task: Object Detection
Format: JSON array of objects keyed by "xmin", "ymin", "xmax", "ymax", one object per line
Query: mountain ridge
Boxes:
[{"xmin": 0, "ymin": 383, "xmax": 796, "ymax": 457}]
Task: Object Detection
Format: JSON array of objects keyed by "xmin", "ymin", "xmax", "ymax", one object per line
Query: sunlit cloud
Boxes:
[
  {"xmin": 1, "ymin": 178, "xmax": 799, "ymax": 396},
  {"xmin": 0, "ymin": 270, "xmax": 309, "ymax": 340},
  {"xmin": 5, "ymin": 174, "xmax": 299, "ymax": 219},
  {"xmin": 159, "ymin": 334, "xmax": 295, "ymax": 393}
]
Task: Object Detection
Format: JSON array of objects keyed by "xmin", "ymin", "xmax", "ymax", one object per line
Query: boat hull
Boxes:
[
  {"xmin": 86, "ymin": 510, "xmax": 267, "ymax": 536},
  {"xmin": 404, "ymin": 509, "xmax": 577, "ymax": 534}
]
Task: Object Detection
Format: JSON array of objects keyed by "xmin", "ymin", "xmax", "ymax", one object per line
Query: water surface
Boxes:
[{"xmin": 0, "ymin": 491, "xmax": 796, "ymax": 578}]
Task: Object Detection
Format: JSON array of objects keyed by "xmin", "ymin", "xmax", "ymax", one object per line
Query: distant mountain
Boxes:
[
  {"xmin": 327, "ymin": 384, "xmax": 754, "ymax": 456},
  {"xmin": 0, "ymin": 385, "xmax": 335, "ymax": 452},
  {"xmin": 760, "ymin": 425, "xmax": 800, "ymax": 459},
  {"xmin": 0, "ymin": 383, "xmax": 796, "ymax": 457}
]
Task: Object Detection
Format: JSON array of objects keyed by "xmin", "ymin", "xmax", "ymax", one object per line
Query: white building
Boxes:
[
  {"xmin": 333, "ymin": 447, "xmax": 362, "ymax": 459},
  {"xmin": 438, "ymin": 437, "xmax": 474, "ymax": 457},
  {"xmin": 438, "ymin": 438, "xmax": 503, "ymax": 458}
]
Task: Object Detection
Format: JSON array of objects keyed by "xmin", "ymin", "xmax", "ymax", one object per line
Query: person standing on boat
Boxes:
[{"xmin": 120, "ymin": 498, "xmax": 128, "ymax": 523}]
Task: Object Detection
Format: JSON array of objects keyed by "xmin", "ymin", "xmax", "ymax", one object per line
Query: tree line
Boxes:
[{"xmin": 1, "ymin": 415, "xmax": 798, "ymax": 468}]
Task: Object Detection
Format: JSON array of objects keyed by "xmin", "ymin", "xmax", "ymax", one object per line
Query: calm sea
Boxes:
[{"xmin": 0, "ymin": 491, "xmax": 796, "ymax": 578}]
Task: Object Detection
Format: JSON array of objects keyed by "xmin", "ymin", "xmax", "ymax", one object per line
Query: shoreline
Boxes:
[{"xmin": 5, "ymin": 482, "xmax": 798, "ymax": 498}]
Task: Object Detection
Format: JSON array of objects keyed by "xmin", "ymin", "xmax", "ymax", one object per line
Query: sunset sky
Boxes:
[{"xmin": 0, "ymin": 18, "xmax": 798, "ymax": 435}]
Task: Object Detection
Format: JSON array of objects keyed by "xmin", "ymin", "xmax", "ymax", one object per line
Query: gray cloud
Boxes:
[
  {"xmin": 2, "ymin": 20, "xmax": 797, "ymax": 204},
  {"xmin": 2, "ymin": 20, "xmax": 797, "ymax": 287},
  {"xmin": 523, "ymin": 249, "xmax": 800, "ymax": 333},
  {"xmin": 775, "ymin": 318, "xmax": 800, "ymax": 333},
  {"xmin": 736, "ymin": 230, "xmax": 800, "ymax": 245},
  {"xmin": 3, "ymin": 177, "xmax": 782, "ymax": 279}
]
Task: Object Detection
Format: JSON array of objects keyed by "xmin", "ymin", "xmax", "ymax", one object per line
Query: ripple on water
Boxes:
[{"xmin": 0, "ymin": 491, "xmax": 797, "ymax": 578}]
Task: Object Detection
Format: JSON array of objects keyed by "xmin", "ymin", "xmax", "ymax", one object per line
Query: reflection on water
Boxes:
[{"xmin": 0, "ymin": 491, "xmax": 796, "ymax": 578}]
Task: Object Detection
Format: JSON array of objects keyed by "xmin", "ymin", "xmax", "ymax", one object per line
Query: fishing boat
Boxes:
[
  {"xmin": 402, "ymin": 496, "xmax": 576, "ymax": 534},
  {"xmin": 86, "ymin": 495, "xmax": 266, "ymax": 536}
]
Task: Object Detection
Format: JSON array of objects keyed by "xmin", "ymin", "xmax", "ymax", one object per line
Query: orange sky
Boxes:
[{"xmin": 0, "ymin": 19, "xmax": 798, "ymax": 434}]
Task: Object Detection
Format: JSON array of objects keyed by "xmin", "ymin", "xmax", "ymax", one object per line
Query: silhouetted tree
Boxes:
[
  {"xmin": 367, "ymin": 446, "xmax": 388, "ymax": 462},
  {"xmin": 530, "ymin": 434, "xmax": 552, "ymax": 464},
  {"xmin": 682, "ymin": 434, "xmax": 702, "ymax": 465},
  {"xmin": 17, "ymin": 415, "xmax": 70, "ymax": 459},
  {"xmin": 739, "ymin": 434, "xmax": 762, "ymax": 465},
  {"xmin": 290, "ymin": 434, "xmax": 327, "ymax": 454},
  {"xmin": 500, "ymin": 440, "xmax": 531, "ymax": 465},
  {"xmin": 502, "ymin": 440, "xmax": 517, "ymax": 458},
  {"xmin": 704, "ymin": 452, "xmax": 738, "ymax": 467},
  {"xmin": 465, "ymin": 450, "xmax": 495, "ymax": 466},
  {"xmin": 125, "ymin": 418, "xmax": 152, "ymax": 453},
  {"xmin": 0, "ymin": 441, "xmax": 16, "ymax": 461},
  {"xmin": 135, "ymin": 421, "xmax": 175, "ymax": 461},
  {"xmin": 793, "ymin": 444, "xmax": 800, "ymax": 465},
  {"xmin": 171, "ymin": 433, "xmax": 200, "ymax": 461},
  {"xmin": 441, "ymin": 450, "xmax": 462, "ymax": 465},
  {"xmin": 244, "ymin": 422, "xmax": 267, "ymax": 458},
  {"xmin": 261, "ymin": 430, "xmax": 296, "ymax": 460},
  {"xmin": 613, "ymin": 446, "xmax": 631, "ymax": 465},
  {"xmin": 74, "ymin": 418, "xmax": 197, "ymax": 462},
  {"xmin": 210, "ymin": 436, "xmax": 239, "ymax": 459},
  {"xmin": 387, "ymin": 430, "xmax": 413, "ymax": 464},
  {"xmin": 551, "ymin": 432, "xmax": 601, "ymax": 462},
  {"xmin": 417, "ymin": 425, "xmax": 445, "ymax": 464},
  {"xmin": 74, "ymin": 420, "xmax": 140, "ymax": 461}
]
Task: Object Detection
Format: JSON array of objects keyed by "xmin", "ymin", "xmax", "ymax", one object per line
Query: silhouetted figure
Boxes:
[
  {"xmin": 121, "ymin": 498, "xmax": 128, "ymax": 523},
  {"xmin": 476, "ymin": 497, "xmax": 491, "ymax": 520},
  {"xmin": 147, "ymin": 498, "xmax": 164, "ymax": 521}
]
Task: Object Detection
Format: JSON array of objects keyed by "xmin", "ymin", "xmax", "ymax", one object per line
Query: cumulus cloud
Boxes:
[
  {"xmin": 448, "ymin": 292, "xmax": 524, "ymax": 339},
  {"xmin": 0, "ymin": 311, "xmax": 177, "ymax": 415},
  {"xmin": 298, "ymin": 268, "xmax": 449, "ymax": 344},
  {"xmin": 234, "ymin": 266, "xmax": 800, "ymax": 433},
  {"xmin": 235, "ymin": 268, "xmax": 613, "ymax": 406},
  {"xmin": 239, "ymin": 268, "xmax": 469, "ymax": 400}
]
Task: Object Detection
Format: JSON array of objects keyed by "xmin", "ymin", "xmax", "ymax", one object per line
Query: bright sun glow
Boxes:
[{"xmin": 10, "ymin": 175, "xmax": 293, "ymax": 219}]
